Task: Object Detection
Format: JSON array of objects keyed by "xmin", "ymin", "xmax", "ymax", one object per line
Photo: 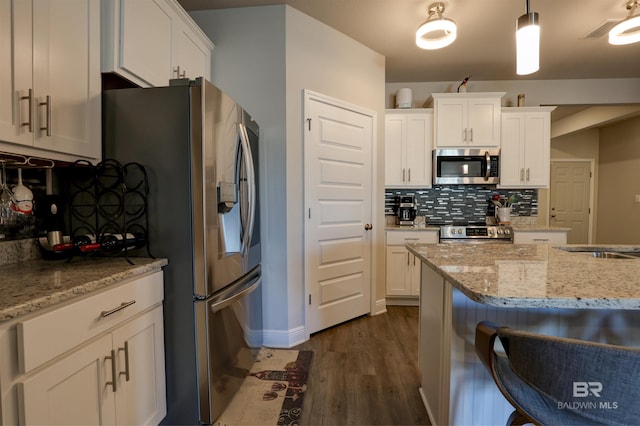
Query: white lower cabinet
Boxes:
[
  {"xmin": 0, "ymin": 271, "xmax": 166, "ymax": 425},
  {"xmin": 21, "ymin": 306, "xmax": 166, "ymax": 425},
  {"xmin": 513, "ymin": 230, "xmax": 568, "ymax": 244},
  {"xmin": 386, "ymin": 230, "xmax": 438, "ymax": 299}
]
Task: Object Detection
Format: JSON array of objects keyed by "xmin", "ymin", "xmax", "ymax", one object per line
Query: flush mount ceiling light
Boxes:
[
  {"xmin": 416, "ymin": 2, "xmax": 457, "ymax": 50},
  {"xmin": 516, "ymin": 0, "xmax": 540, "ymax": 75},
  {"xmin": 609, "ymin": 0, "xmax": 640, "ymax": 45}
]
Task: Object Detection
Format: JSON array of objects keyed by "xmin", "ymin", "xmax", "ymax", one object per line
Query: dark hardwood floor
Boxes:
[{"xmin": 293, "ymin": 306, "xmax": 430, "ymax": 425}]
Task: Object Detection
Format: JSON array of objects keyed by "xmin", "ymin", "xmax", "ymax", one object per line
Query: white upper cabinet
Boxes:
[
  {"xmin": 385, "ymin": 109, "xmax": 433, "ymax": 188},
  {"xmin": 0, "ymin": 0, "xmax": 101, "ymax": 161},
  {"xmin": 431, "ymin": 93, "xmax": 504, "ymax": 148},
  {"xmin": 500, "ymin": 107, "xmax": 555, "ymax": 188},
  {"xmin": 102, "ymin": 0, "xmax": 214, "ymax": 87}
]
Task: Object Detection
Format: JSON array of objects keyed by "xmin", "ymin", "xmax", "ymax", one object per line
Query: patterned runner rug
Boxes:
[{"xmin": 216, "ymin": 347, "xmax": 313, "ymax": 426}]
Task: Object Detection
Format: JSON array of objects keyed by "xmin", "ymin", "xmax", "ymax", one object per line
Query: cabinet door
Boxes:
[
  {"xmin": 467, "ymin": 97, "xmax": 501, "ymax": 147},
  {"xmin": 522, "ymin": 112, "xmax": 550, "ymax": 187},
  {"xmin": 385, "ymin": 246, "xmax": 411, "ymax": 296},
  {"xmin": 173, "ymin": 21, "xmax": 210, "ymax": 80},
  {"xmin": 405, "ymin": 113, "xmax": 431, "ymax": 187},
  {"xmin": 113, "ymin": 306, "xmax": 167, "ymax": 426},
  {"xmin": 120, "ymin": 0, "xmax": 173, "ymax": 87},
  {"xmin": 385, "ymin": 114, "xmax": 406, "ymax": 186},
  {"xmin": 499, "ymin": 112, "xmax": 524, "ymax": 186},
  {"xmin": 20, "ymin": 334, "xmax": 116, "ymax": 425},
  {"xmin": 434, "ymin": 99, "xmax": 466, "ymax": 147},
  {"xmin": 32, "ymin": 0, "xmax": 101, "ymax": 159},
  {"xmin": 0, "ymin": 0, "xmax": 33, "ymax": 146}
]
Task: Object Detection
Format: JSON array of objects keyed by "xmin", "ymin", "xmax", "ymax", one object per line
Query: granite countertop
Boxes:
[
  {"xmin": 407, "ymin": 243, "xmax": 640, "ymax": 310},
  {"xmin": 0, "ymin": 256, "xmax": 168, "ymax": 322}
]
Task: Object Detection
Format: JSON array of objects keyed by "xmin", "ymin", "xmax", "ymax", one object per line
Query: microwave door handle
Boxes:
[{"xmin": 484, "ymin": 151, "xmax": 491, "ymax": 181}]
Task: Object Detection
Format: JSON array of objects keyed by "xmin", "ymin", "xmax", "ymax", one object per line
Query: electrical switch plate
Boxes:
[{"xmin": 635, "ymin": 195, "xmax": 640, "ymax": 203}]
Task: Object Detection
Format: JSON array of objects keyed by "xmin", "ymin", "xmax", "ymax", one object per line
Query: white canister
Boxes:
[{"xmin": 395, "ymin": 88, "xmax": 412, "ymax": 109}]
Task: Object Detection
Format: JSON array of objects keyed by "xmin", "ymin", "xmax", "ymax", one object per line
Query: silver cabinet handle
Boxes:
[
  {"xmin": 408, "ymin": 168, "xmax": 411, "ymax": 182},
  {"xmin": 105, "ymin": 349, "xmax": 117, "ymax": 392},
  {"xmin": 173, "ymin": 66, "xmax": 186, "ymax": 78},
  {"xmin": 526, "ymin": 168, "xmax": 530, "ymax": 181},
  {"xmin": 407, "ymin": 252, "xmax": 410, "ymax": 266},
  {"xmin": 100, "ymin": 300, "xmax": 136, "ymax": 318},
  {"xmin": 402, "ymin": 168, "xmax": 406, "ymax": 182},
  {"xmin": 20, "ymin": 89, "xmax": 33, "ymax": 132},
  {"xmin": 469, "ymin": 128, "xmax": 473, "ymax": 142},
  {"xmin": 463, "ymin": 128, "xmax": 468, "ymax": 142},
  {"xmin": 39, "ymin": 95, "xmax": 51, "ymax": 136},
  {"xmin": 118, "ymin": 341, "xmax": 130, "ymax": 382},
  {"xmin": 520, "ymin": 168, "xmax": 524, "ymax": 182}
]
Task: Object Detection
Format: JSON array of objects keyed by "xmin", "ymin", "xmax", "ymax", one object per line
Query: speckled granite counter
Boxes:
[
  {"xmin": 0, "ymin": 256, "xmax": 168, "ymax": 322},
  {"xmin": 407, "ymin": 243, "xmax": 640, "ymax": 309}
]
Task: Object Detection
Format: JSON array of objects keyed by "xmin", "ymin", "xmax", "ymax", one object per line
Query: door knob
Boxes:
[{"xmin": 364, "ymin": 224, "xmax": 373, "ymax": 230}]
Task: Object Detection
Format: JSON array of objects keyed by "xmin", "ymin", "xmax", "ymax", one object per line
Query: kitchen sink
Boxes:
[
  {"xmin": 591, "ymin": 251, "xmax": 640, "ymax": 259},
  {"xmin": 556, "ymin": 246, "xmax": 640, "ymax": 259}
]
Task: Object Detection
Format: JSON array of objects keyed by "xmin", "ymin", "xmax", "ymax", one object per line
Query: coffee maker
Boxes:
[{"xmin": 395, "ymin": 195, "xmax": 417, "ymax": 226}]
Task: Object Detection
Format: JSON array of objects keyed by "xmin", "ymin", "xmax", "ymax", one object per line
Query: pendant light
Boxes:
[
  {"xmin": 516, "ymin": 0, "xmax": 540, "ymax": 75},
  {"xmin": 416, "ymin": 2, "xmax": 457, "ymax": 50},
  {"xmin": 609, "ymin": 0, "xmax": 640, "ymax": 45}
]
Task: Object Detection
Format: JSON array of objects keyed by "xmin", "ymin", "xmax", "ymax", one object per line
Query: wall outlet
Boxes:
[{"xmin": 635, "ymin": 195, "xmax": 640, "ymax": 203}]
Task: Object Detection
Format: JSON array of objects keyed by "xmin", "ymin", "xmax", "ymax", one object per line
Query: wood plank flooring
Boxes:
[{"xmin": 293, "ymin": 306, "xmax": 430, "ymax": 425}]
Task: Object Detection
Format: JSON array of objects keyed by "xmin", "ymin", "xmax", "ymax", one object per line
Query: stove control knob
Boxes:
[
  {"xmin": 488, "ymin": 228, "xmax": 495, "ymax": 236},
  {"xmin": 457, "ymin": 229, "xmax": 463, "ymax": 235},
  {"xmin": 497, "ymin": 229, "xmax": 504, "ymax": 235},
  {"xmin": 504, "ymin": 228, "xmax": 511, "ymax": 235}
]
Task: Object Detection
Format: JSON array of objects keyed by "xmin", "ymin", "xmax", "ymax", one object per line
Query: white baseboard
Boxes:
[
  {"xmin": 386, "ymin": 296, "xmax": 419, "ymax": 306},
  {"xmin": 374, "ymin": 298, "xmax": 387, "ymax": 315},
  {"xmin": 262, "ymin": 325, "xmax": 306, "ymax": 348},
  {"xmin": 419, "ymin": 387, "xmax": 436, "ymax": 426}
]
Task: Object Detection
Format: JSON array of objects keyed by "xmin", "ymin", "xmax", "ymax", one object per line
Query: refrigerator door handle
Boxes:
[
  {"xmin": 210, "ymin": 274, "xmax": 261, "ymax": 314},
  {"xmin": 238, "ymin": 123, "xmax": 256, "ymax": 257}
]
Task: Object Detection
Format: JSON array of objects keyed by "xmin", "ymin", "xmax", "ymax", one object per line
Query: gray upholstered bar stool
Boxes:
[{"xmin": 475, "ymin": 321, "xmax": 640, "ymax": 425}]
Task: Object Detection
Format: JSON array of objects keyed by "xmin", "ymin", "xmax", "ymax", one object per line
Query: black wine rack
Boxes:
[{"xmin": 67, "ymin": 159, "xmax": 153, "ymax": 264}]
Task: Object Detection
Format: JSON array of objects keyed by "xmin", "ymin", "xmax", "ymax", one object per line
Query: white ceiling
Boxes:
[{"xmin": 178, "ymin": 0, "xmax": 640, "ymax": 83}]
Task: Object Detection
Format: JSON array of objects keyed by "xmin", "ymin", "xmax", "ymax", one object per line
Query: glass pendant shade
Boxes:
[{"xmin": 516, "ymin": 12, "xmax": 540, "ymax": 75}]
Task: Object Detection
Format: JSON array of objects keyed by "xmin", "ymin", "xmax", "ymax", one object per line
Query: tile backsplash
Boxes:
[{"xmin": 385, "ymin": 185, "xmax": 537, "ymax": 224}]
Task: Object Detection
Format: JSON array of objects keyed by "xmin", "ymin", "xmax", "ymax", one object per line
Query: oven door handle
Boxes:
[{"xmin": 484, "ymin": 151, "xmax": 491, "ymax": 181}]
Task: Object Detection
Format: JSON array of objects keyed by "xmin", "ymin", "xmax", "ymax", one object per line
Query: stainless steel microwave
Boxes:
[{"xmin": 433, "ymin": 149, "xmax": 500, "ymax": 185}]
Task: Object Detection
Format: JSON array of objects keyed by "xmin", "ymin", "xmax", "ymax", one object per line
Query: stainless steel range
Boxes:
[{"xmin": 438, "ymin": 223, "xmax": 514, "ymax": 244}]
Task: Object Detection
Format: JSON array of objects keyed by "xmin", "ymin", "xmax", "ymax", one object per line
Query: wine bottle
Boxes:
[{"xmin": 99, "ymin": 232, "xmax": 146, "ymax": 254}]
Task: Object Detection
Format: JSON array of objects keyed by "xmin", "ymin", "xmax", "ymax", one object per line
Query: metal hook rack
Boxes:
[{"xmin": 0, "ymin": 151, "xmax": 55, "ymax": 168}]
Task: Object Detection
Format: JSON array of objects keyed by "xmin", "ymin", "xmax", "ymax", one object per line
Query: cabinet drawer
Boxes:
[
  {"xmin": 17, "ymin": 271, "xmax": 164, "ymax": 373},
  {"xmin": 386, "ymin": 231, "xmax": 438, "ymax": 245}
]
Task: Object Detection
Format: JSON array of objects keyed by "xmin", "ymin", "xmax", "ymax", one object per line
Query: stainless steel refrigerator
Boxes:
[{"xmin": 103, "ymin": 78, "xmax": 262, "ymax": 425}]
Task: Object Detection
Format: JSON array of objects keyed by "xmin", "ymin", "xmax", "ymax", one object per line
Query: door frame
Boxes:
[
  {"xmin": 548, "ymin": 158, "xmax": 596, "ymax": 244},
  {"xmin": 302, "ymin": 89, "xmax": 379, "ymax": 340}
]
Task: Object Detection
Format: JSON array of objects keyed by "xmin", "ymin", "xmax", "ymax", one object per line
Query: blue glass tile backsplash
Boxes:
[{"xmin": 385, "ymin": 185, "xmax": 537, "ymax": 224}]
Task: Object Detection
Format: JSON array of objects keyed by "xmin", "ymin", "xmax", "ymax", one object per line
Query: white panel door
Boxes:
[
  {"xmin": 550, "ymin": 161, "xmax": 592, "ymax": 244},
  {"xmin": 304, "ymin": 91, "xmax": 373, "ymax": 334}
]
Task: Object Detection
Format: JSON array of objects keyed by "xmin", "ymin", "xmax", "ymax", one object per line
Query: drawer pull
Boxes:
[
  {"xmin": 105, "ymin": 349, "xmax": 117, "ymax": 392},
  {"xmin": 404, "ymin": 238, "xmax": 420, "ymax": 241},
  {"xmin": 100, "ymin": 300, "xmax": 136, "ymax": 318},
  {"xmin": 119, "ymin": 341, "xmax": 130, "ymax": 382}
]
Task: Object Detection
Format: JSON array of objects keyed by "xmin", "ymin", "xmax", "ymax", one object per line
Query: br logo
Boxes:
[{"xmin": 573, "ymin": 382, "xmax": 603, "ymax": 397}]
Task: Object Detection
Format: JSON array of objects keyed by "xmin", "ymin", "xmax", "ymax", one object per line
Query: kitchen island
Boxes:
[{"xmin": 408, "ymin": 243, "xmax": 640, "ymax": 425}]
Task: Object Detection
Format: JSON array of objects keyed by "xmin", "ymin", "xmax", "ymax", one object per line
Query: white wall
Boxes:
[{"xmin": 191, "ymin": 6, "xmax": 385, "ymax": 346}]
